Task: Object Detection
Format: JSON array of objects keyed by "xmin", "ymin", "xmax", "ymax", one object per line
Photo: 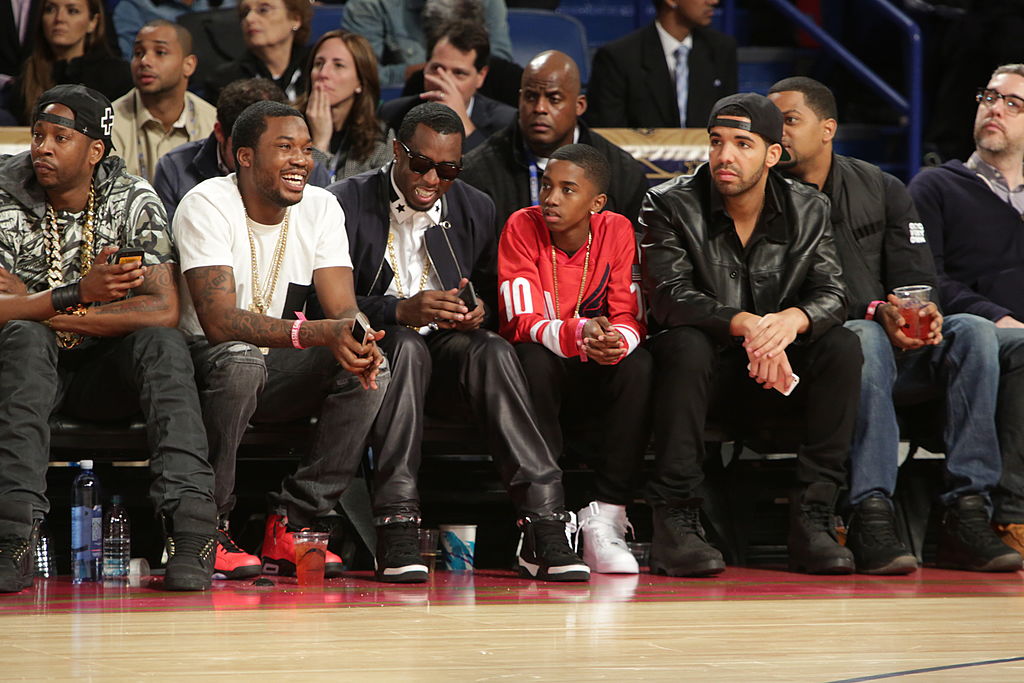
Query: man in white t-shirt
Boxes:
[{"xmin": 174, "ymin": 100, "xmax": 391, "ymax": 582}]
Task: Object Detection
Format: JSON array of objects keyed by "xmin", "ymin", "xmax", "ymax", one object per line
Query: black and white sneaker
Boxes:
[
  {"xmin": 517, "ymin": 516, "xmax": 590, "ymax": 582},
  {"xmin": 375, "ymin": 521, "xmax": 428, "ymax": 583}
]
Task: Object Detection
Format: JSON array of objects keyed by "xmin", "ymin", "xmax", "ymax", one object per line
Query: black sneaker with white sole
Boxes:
[
  {"xmin": 517, "ymin": 517, "xmax": 590, "ymax": 582},
  {"xmin": 375, "ymin": 521, "xmax": 428, "ymax": 583}
]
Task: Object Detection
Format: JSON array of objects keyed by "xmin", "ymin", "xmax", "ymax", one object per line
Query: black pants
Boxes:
[
  {"xmin": 0, "ymin": 321, "xmax": 215, "ymax": 537},
  {"xmin": 515, "ymin": 342, "xmax": 653, "ymax": 505},
  {"xmin": 372, "ymin": 326, "xmax": 565, "ymax": 519},
  {"xmin": 645, "ymin": 325, "xmax": 862, "ymax": 507},
  {"xmin": 190, "ymin": 340, "xmax": 389, "ymax": 527}
]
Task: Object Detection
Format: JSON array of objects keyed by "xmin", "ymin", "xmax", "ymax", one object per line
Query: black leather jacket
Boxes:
[{"xmin": 640, "ymin": 163, "xmax": 847, "ymax": 344}]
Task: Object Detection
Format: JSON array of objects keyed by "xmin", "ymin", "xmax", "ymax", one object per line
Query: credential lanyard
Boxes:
[{"xmin": 526, "ymin": 148, "xmax": 541, "ymax": 205}]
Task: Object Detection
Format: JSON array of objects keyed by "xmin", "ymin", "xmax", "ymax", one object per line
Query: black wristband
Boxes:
[{"xmin": 51, "ymin": 282, "xmax": 82, "ymax": 313}]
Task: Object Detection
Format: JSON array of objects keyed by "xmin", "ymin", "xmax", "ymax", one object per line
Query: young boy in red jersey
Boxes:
[{"xmin": 498, "ymin": 144, "xmax": 652, "ymax": 573}]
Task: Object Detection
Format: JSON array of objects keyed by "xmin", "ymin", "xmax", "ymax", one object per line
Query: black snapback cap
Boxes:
[{"xmin": 707, "ymin": 92, "xmax": 791, "ymax": 162}]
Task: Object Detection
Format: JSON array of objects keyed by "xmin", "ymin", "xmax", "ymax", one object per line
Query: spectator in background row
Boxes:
[
  {"xmin": 381, "ymin": 20, "xmax": 515, "ymax": 153},
  {"xmin": 205, "ymin": 0, "xmax": 311, "ymax": 104},
  {"xmin": 12, "ymin": 0, "xmax": 132, "ymax": 124},
  {"xmin": 342, "ymin": 0, "xmax": 513, "ymax": 89},
  {"xmin": 460, "ymin": 51, "xmax": 647, "ymax": 237},
  {"xmin": 1, "ymin": 0, "xmax": 42, "ymax": 110},
  {"xmin": 111, "ymin": 21, "xmax": 216, "ymax": 182},
  {"xmin": 909, "ymin": 63, "xmax": 1024, "ymax": 557},
  {"xmin": 586, "ymin": 0, "xmax": 737, "ymax": 129},
  {"xmin": 113, "ymin": 0, "xmax": 235, "ymax": 64},
  {"xmin": 298, "ymin": 30, "xmax": 394, "ymax": 183},
  {"xmin": 154, "ymin": 78, "xmax": 331, "ymax": 224}
]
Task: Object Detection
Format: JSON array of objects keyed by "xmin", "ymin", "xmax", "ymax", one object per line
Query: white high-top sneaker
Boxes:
[{"xmin": 576, "ymin": 501, "xmax": 639, "ymax": 574}]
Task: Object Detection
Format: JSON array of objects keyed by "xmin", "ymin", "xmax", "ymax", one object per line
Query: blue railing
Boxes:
[{"xmin": 735, "ymin": 0, "xmax": 923, "ymax": 178}]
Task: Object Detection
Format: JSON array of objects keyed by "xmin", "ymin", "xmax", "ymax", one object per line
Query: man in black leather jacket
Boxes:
[
  {"xmin": 327, "ymin": 102, "xmax": 589, "ymax": 583},
  {"xmin": 640, "ymin": 93, "xmax": 862, "ymax": 577}
]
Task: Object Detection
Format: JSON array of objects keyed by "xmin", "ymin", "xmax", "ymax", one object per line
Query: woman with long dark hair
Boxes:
[
  {"xmin": 14, "ymin": 0, "xmax": 131, "ymax": 123},
  {"xmin": 297, "ymin": 30, "xmax": 393, "ymax": 182}
]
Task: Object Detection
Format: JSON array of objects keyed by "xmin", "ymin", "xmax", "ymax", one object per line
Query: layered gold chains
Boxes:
[
  {"xmin": 387, "ymin": 230, "xmax": 431, "ymax": 299},
  {"xmin": 44, "ymin": 182, "xmax": 95, "ymax": 349},
  {"xmin": 243, "ymin": 208, "xmax": 290, "ymax": 316},
  {"xmin": 551, "ymin": 230, "xmax": 592, "ymax": 318}
]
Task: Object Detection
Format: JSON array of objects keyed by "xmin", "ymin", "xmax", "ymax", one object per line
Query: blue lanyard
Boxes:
[{"xmin": 524, "ymin": 145, "xmax": 541, "ymax": 205}]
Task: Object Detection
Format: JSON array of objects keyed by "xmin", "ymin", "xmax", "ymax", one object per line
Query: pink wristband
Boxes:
[
  {"xmin": 865, "ymin": 300, "xmax": 887, "ymax": 321},
  {"xmin": 575, "ymin": 318, "xmax": 588, "ymax": 361},
  {"xmin": 291, "ymin": 319, "xmax": 305, "ymax": 349}
]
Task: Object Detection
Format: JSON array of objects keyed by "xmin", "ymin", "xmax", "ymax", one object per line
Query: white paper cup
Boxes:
[{"xmin": 439, "ymin": 524, "xmax": 476, "ymax": 571}]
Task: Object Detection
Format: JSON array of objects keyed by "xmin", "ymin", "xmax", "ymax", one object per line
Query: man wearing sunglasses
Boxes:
[
  {"xmin": 327, "ymin": 102, "xmax": 590, "ymax": 582},
  {"xmin": 909, "ymin": 63, "xmax": 1024, "ymax": 557}
]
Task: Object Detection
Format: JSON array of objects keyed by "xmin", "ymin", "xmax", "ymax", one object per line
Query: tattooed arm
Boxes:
[
  {"xmin": 47, "ymin": 261, "xmax": 179, "ymax": 336},
  {"xmin": 186, "ymin": 265, "xmax": 383, "ymax": 389}
]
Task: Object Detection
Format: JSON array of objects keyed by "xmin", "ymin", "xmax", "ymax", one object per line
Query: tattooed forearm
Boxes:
[{"xmin": 55, "ymin": 263, "xmax": 179, "ymax": 333}]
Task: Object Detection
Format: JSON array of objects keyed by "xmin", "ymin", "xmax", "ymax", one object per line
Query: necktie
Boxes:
[{"xmin": 675, "ymin": 43, "xmax": 691, "ymax": 127}]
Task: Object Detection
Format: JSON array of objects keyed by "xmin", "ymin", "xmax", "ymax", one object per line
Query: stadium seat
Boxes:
[
  {"xmin": 178, "ymin": 8, "xmax": 246, "ymax": 95},
  {"xmin": 309, "ymin": 5, "xmax": 344, "ymax": 45},
  {"xmin": 507, "ymin": 8, "xmax": 590, "ymax": 84}
]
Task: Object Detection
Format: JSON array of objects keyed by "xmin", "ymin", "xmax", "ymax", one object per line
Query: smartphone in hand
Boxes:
[
  {"xmin": 457, "ymin": 281, "xmax": 478, "ymax": 311},
  {"xmin": 109, "ymin": 248, "xmax": 145, "ymax": 266},
  {"xmin": 351, "ymin": 311, "xmax": 372, "ymax": 346}
]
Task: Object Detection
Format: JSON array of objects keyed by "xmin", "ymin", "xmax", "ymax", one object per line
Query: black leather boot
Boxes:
[
  {"xmin": 649, "ymin": 503, "xmax": 725, "ymax": 577},
  {"xmin": 846, "ymin": 496, "xmax": 918, "ymax": 575},
  {"xmin": 788, "ymin": 482, "xmax": 854, "ymax": 574},
  {"xmin": 937, "ymin": 495, "xmax": 1023, "ymax": 572}
]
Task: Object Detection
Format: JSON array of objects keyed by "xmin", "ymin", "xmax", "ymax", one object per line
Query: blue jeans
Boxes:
[
  {"xmin": 994, "ymin": 327, "xmax": 1024, "ymax": 522},
  {"xmin": 846, "ymin": 315, "xmax": 1001, "ymax": 507}
]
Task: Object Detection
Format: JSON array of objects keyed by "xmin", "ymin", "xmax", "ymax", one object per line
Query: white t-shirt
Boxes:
[{"xmin": 174, "ymin": 174, "xmax": 352, "ymax": 337}]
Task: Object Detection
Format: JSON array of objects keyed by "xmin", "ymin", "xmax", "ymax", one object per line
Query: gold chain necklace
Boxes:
[
  {"xmin": 387, "ymin": 230, "xmax": 431, "ymax": 299},
  {"xmin": 44, "ymin": 182, "xmax": 96, "ymax": 349},
  {"xmin": 551, "ymin": 230, "xmax": 592, "ymax": 318},
  {"xmin": 243, "ymin": 208, "xmax": 290, "ymax": 316}
]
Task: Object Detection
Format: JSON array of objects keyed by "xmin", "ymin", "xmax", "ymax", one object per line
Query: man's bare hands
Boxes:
[
  {"xmin": 326, "ymin": 318, "xmax": 386, "ymax": 390},
  {"xmin": 879, "ymin": 295, "xmax": 942, "ymax": 349},
  {"xmin": 395, "ymin": 282, "xmax": 469, "ymax": 328},
  {"xmin": 582, "ymin": 316, "xmax": 625, "ymax": 364},
  {"xmin": 78, "ymin": 246, "xmax": 147, "ymax": 304},
  {"xmin": 0, "ymin": 267, "xmax": 27, "ymax": 295}
]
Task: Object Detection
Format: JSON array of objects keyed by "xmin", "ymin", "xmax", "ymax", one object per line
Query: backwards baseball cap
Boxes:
[
  {"xmin": 707, "ymin": 92, "xmax": 791, "ymax": 163},
  {"xmin": 33, "ymin": 84, "xmax": 115, "ymax": 156}
]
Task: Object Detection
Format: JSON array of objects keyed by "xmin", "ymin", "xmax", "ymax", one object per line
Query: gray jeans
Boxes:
[
  {"xmin": 0, "ymin": 321, "xmax": 215, "ymax": 536},
  {"xmin": 190, "ymin": 339, "xmax": 389, "ymax": 527}
]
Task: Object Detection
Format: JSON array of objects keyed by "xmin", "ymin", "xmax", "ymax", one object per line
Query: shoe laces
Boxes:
[
  {"xmin": 169, "ymin": 533, "xmax": 216, "ymax": 561},
  {"xmin": 216, "ymin": 527, "xmax": 247, "ymax": 554},
  {"xmin": 530, "ymin": 519, "xmax": 580, "ymax": 563},
  {"xmin": 380, "ymin": 522, "xmax": 420, "ymax": 559},
  {"xmin": 801, "ymin": 502, "xmax": 835, "ymax": 533},
  {"xmin": 577, "ymin": 504, "xmax": 633, "ymax": 552},
  {"xmin": 662, "ymin": 506, "xmax": 705, "ymax": 537},
  {"xmin": 856, "ymin": 507, "xmax": 903, "ymax": 548}
]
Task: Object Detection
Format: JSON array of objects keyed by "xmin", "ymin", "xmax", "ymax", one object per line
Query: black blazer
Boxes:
[
  {"xmin": 379, "ymin": 92, "xmax": 515, "ymax": 152},
  {"xmin": 0, "ymin": 0, "xmax": 40, "ymax": 79},
  {"xmin": 586, "ymin": 23, "xmax": 737, "ymax": 128},
  {"xmin": 325, "ymin": 164, "xmax": 498, "ymax": 328}
]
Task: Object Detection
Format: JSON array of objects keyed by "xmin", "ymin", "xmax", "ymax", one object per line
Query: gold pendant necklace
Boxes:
[
  {"xmin": 44, "ymin": 182, "xmax": 96, "ymax": 349},
  {"xmin": 551, "ymin": 230, "xmax": 592, "ymax": 319},
  {"xmin": 243, "ymin": 208, "xmax": 290, "ymax": 316},
  {"xmin": 387, "ymin": 231, "xmax": 432, "ymax": 329}
]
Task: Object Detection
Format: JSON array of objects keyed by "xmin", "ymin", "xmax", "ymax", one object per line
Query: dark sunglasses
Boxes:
[{"xmin": 398, "ymin": 141, "xmax": 462, "ymax": 181}]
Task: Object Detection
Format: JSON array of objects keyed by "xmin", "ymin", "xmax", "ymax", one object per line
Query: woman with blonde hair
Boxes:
[
  {"xmin": 14, "ymin": 0, "xmax": 131, "ymax": 123},
  {"xmin": 298, "ymin": 30, "xmax": 393, "ymax": 182}
]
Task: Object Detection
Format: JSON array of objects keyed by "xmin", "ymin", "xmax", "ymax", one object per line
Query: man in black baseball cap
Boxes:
[
  {"xmin": 0, "ymin": 83, "xmax": 219, "ymax": 594},
  {"xmin": 638, "ymin": 91, "xmax": 862, "ymax": 578},
  {"xmin": 33, "ymin": 84, "xmax": 116, "ymax": 157}
]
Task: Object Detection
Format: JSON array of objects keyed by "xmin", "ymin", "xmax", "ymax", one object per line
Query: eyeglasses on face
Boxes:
[
  {"xmin": 976, "ymin": 88, "xmax": 1024, "ymax": 115},
  {"xmin": 398, "ymin": 141, "xmax": 462, "ymax": 181}
]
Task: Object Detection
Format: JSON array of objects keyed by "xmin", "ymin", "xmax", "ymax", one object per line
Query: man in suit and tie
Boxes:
[
  {"xmin": 379, "ymin": 19, "xmax": 515, "ymax": 153},
  {"xmin": 586, "ymin": 0, "xmax": 737, "ymax": 129}
]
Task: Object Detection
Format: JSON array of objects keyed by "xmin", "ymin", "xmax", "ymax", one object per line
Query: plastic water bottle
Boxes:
[
  {"xmin": 71, "ymin": 460, "xmax": 102, "ymax": 583},
  {"xmin": 103, "ymin": 495, "xmax": 130, "ymax": 582}
]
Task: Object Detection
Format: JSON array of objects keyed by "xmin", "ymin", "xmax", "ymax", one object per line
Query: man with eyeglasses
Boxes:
[
  {"xmin": 327, "ymin": 102, "xmax": 590, "ymax": 582},
  {"xmin": 909, "ymin": 63, "xmax": 1024, "ymax": 557}
]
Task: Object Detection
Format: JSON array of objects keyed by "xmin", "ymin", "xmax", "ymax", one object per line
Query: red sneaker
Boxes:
[
  {"xmin": 213, "ymin": 523, "xmax": 262, "ymax": 580},
  {"xmin": 260, "ymin": 513, "xmax": 345, "ymax": 578}
]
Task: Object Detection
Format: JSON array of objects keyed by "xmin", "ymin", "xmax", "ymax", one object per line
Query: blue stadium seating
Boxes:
[
  {"xmin": 309, "ymin": 5, "xmax": 344, "ymax": 45},
  {"xmin": 507, "ymin": 9, "xmax": 591, "ymax": 83}
]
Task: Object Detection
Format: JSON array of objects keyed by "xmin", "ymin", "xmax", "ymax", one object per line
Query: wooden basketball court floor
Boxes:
[{"xmin": 1, "ymin": 567, "xmax": 1023, "ymax": 681}]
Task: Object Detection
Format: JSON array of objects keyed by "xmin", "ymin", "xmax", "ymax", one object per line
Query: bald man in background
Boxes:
[
  {"xmin": 460, "ymin": 50, "xmax": 647, "ymax": 235},
  {"xmin": 112, "ymin": 19, "xmax": 216, "ymax": 181}
]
